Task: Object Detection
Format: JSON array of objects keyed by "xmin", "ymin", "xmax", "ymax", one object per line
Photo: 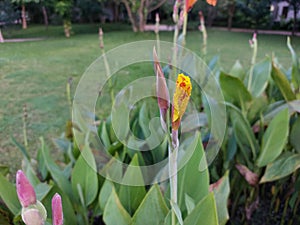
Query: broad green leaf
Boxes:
[
  {"xmin": 177, "ymin": 132, "xmax": 209, "ymax": 215},
  {"xmin": 99, "ymin": 179, "xmax": 114, "ymax": 210},
  {"xmin": 118, "ymin": 154, "xmax": 146, "ymax": 215},
  {"xmin": 287, "ymin": 37, "xmax": 300, "ymax": 91},
  {"xmin": 220, "ymin": 72, "xmax": 252, "ymax": 109},
  {"xmin": 0, "ymin": 173, "xmax": 21, "ymax": 215},
  {"xmin": 139, "ymin": 103, "xmax": 151, "ymax": 138},
  {"xmin": 256, "ymin": 108, "xmax": 289, "ymax": 167},
  {"xmin": 181, "ymin": 113, "xmax": 208, "ymax": 133},
  {"xmin": 183, "ymin": 192, "xmax": 218, "ymax": 225},
  {"xmin": 35, "ymin": 183, "xmax": 52, "ymax": 201},
  {"xmin": 100, "ymin": 121, "xmax": 111, "ymax": 148},
  {"xmin": 290, "ymin": 116, "xmax": 300, "ymax": 153},
  {"xmin": 132, "ymin": 184, "xmax": 169, "ymax": 225},
  {"xmin": 10, "ymin": 136, "xmax": 30, "ymax": 161},
  {"xmin": 211, "ymin": 171, "xmax": 230, "ymax": 225},
  {"xmin": 247, "ymin": 96, "xmax": 268, "ymax": 123},
  {"xmin": 103, "ymin": 188, "xmax": 131, "ymax": 225},
  {"xmin": 229, "ymin": 60, "xmax": 245, "ymax": 80},
  {"xmin": 71, "ymin": 145, "xmax": 98, "ymax": 206},
  {"xmin": 0, "ymin": 165, "xmax": 9, "ymax": 176},
  {"xmin": 271, "ymin": 61, "xmax": 296, "ymax": 101},
  {"xmin": 40, "ymin": 137, "xmax": 74, "ymax": 200},
  {"xmin": 260, "ymin": 152, "xmax": 300, "ymax": 183},
  {"xmin": 185, "ymin": 194, "xmax": 195, "ymax": 215},
  {"xmin": 228, "ymin": 104, "xmax": 259, "ymax": 162},
  {"xmin": 170, "ymin": 201, "xmax": 183, "ymax": 225},
  {"xmin": 37, "ymin": 145, "xmax": 48, "ymax": 180},
  {"xmin": 246, "ymin": 58, "xmax": 271, "ymax": 97}
]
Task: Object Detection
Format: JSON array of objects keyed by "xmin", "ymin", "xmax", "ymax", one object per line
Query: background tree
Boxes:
[
  {"xmin": 288, "ymin": 0, "xmax": 300, "ymax": 35},
  {"xmin": 55, "ymin": 0, "xmax": 73, "ymax": 37},
  {"xmin": 237, "ymin": 0, "xmax": 272, "ymax": 30},
  {"xmin": 120, "ymin": 0, "xmax": 169, "ymax": 32},
  {"xmin": 11, "ymin": 0, "xmax": 39, "ymax": 29}
]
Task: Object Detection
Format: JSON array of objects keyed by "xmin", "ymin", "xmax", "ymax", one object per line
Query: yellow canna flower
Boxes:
[{"xmin": 172, "ymin": 73, "xmax": 192, "ymax": 130}]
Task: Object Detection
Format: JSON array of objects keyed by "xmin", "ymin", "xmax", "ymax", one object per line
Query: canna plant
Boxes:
[{"xmin": 208, "ymin": 33, "xmax": 300, "ymax": 223}]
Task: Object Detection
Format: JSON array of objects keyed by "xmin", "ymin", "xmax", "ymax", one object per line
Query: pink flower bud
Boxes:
[
  {"xmin": 16, "ymin": 170, "xmax": 36, "ymax": 208},
  {"xmin": 153, "ymin": 47, "xmax": 170, "ymax": 131},
  {"xmin": 52, "ymin": 193, "xmax": 63, "ymax": 225},
  {"xmin": 22, "ymin": 208, "xmax": 45, "ymax": 225}
]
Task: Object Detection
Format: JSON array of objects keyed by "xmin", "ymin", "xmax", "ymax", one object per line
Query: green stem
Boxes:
[
  {"xmin": 248, "ymin": 35, "xmax": 257, "ymax": 91},
  {"xmin": 280, "ymin": 196, "xmax": 290, "ymax": 225},
  {"xmin": 23, "ymin": 104, "xmax": 28, "ymax": 150}
]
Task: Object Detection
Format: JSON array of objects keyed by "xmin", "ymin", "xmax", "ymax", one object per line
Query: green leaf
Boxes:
[
  {"xmin": 183, "ymin": 193, "xmax": 218, "ymax": 225},
  {"xmin": 177, "ymin": 132, "xmax": 209, "ymax": 215},
  {"xmin": 118, "ymin": 154, "xmax": 146, "ymax": 215},
  {"xmin": 260, "ymin": 152, "xmax": 300, "ymax": 183},
  {"xmin": 256, "ymin": 108, "xmax": 289, "ymax": 167},
  {"xmin": 287, "ymin": 37, "xmax": 300, "ymax": 91},
  {"xmin": 229, "ymin": 60, "xmax": 245, "ymax": 80},
  {"xmin": 271, "ymin": 61, "xmax": 296, "ymax": 101},
  {"xmin": 170, "ymin": 201, "xmax": 183, "ymax": 225},
  {"xmin": 39, "ymin": 137, "xmax": 74, "ymax": 200},
  {"xmin": 103, "ymin": 188, "xmax": 131, "ymax": 225},
  {"xmin": 247, "ymin": 58, "xmax": 271, "ymax": 97},
  {"xmin": 99, "ymin": 179, "xmax": 114, "ymax": 210},
  {"xmin": 185, "ymin": 194, "xmax": 195, "ymax": 215},
  {"xmin": 220, "ymin": 72, "xmax": 252, "ymax": 109},
  {"xmin": 211, "ymin": 171, "xmax": 230, "ymax": 225},
  {"xmin": 290, "ymin": 116, "xmax": 300, "ymax": 153},
  {"xmin": 10, "ymin": 136, "xmax": 30, "ymax": 161},
  {"xmin": 0, "ymin": 173, "xmax": 21, "ymax": 215},
  {"xmin": 100, "ymin": 121, "xmax": 111, "ymax": 148},
  {"xmin": 35, "ymin": 183, "xmax": 52, "ymax": 202},
  {"xmin": 0, "ymin": 165, "xmax": 9, "ymax": 176},
  {"xmin": 71, "ymin": 145, "xmax": 98, "ymax": 206},
  {"xmin": 132, "ymin": 184, "xmax": 169, "ymax": 225},
  {"xmin": 228, "ymin": 104, "xmax": 259, "ymax": 162}
]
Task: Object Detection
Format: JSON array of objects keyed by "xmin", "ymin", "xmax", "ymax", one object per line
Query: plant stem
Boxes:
[
  {"xmin": 248, "ymin": 34, "xmax": 257, "ymax": 91},
  {"xmin": 23, "ymin": 104, "xmax": 28, "ymax": 150}
]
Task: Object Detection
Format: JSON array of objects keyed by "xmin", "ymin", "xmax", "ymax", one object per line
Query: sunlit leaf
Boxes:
[
  {"xmin": 256, "ymin": 108, "xmax": 289, "ymax": 167},
  {"xmin": 260, "ymin": 152, "xmax": 300, "ymax": 183}
]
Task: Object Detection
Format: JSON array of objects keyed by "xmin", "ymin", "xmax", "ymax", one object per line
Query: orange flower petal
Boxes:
[
  {"xmin": 206, "ymin": 0, "xmax": 217, "ymax": 6},
  {"xmin": 185, "ymin": 0, "xmax": 197, "ymax": 12}
]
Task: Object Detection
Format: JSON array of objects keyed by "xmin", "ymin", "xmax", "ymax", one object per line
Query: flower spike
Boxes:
[{"xmin": 172, "ymin": 73, "xmax": 192, "ymax": 131}]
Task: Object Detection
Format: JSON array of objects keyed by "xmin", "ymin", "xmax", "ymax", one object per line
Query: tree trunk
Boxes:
[
  {"xmin": 227, "ymin": 4, "xmax": 235, "ymax": 30},
  {"xmin": 122, "ymin": 0, "xmax": 138, "ymax": 32},
  {"xmin": 292, "ymin": 5, "xmax": 297, "ymax": 36},
  {"xmin": 21, "ymin": 4, "xmax": 27, "ymax": 29},
  {"xmin": 138, "ymin": 0, "xmax": 146, "ymax": 32},
  {"xmin": 41, "ymin": 5, "xmax": 48, "ymax": 28}
]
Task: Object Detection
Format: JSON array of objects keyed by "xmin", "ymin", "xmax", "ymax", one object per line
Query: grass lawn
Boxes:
[{"xmin": 1, "ymin": 23, "xmax": 300, "ymax": 175}]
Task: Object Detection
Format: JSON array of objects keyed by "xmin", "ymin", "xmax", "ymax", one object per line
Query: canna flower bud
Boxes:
[
  {"xmin": 172, "ymin": 73, "xmax": 192, "ymax": 131},
  {"xmin": 99, "ymin": 27, "xmax": 104, "ymax": 49},
  {"xmin": 16, "ymin": 170, "xmax": 36, "ymax": 208},
  {"xmin": 52, "ymin": 193, "xmax": 63, "ymax": 225},
  {"xmin": 22, "ymin": 208, "xmax": 45, "ymax": 225},
  {"xmin": 153, "ymin": 47, "xmax": 170, "ymax": 132}
]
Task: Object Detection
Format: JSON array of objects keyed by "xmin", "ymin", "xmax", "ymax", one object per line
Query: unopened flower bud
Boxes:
[
  {"xmin": 16, "ymin": 170, "xmax": 36, "ymax": 208},
  {"xmin": 52, "ymin": 193, "xmax": 63, "ymax": 225}
]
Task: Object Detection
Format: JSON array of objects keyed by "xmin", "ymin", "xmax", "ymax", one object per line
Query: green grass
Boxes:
[{"xmin": 1, "ymin": 23, "xmax": 300, "ymax": 174}]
